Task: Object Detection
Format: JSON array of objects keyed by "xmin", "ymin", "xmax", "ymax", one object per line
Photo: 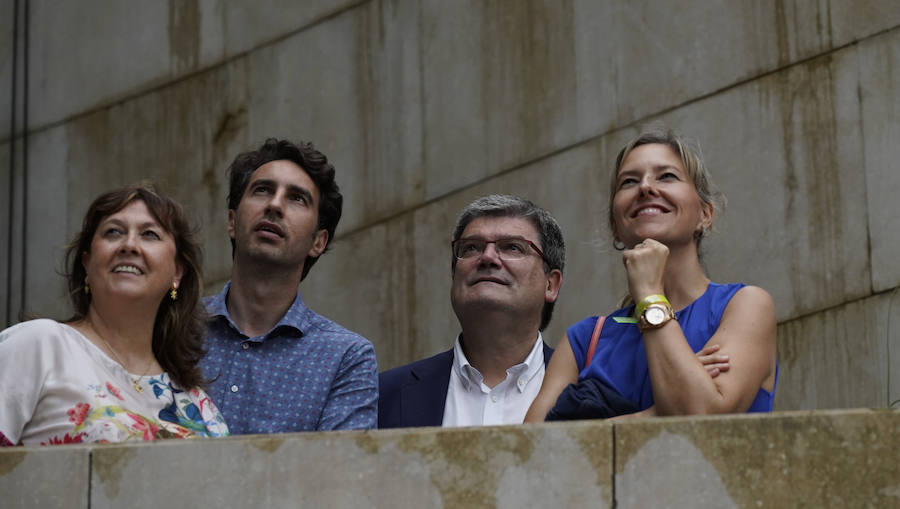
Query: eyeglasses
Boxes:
[{"xmin": 452, "ymin": 237, "xmax": 549, "ymax": 263}]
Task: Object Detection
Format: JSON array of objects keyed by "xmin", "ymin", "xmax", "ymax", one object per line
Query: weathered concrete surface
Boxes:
[
  {"xmin": 3, "ymin": 57, "xmax": 249, "ymax": 317},
  {"xmin": 27, "ymin": 1, "xmax": 173, "ymax": 132},
  {"xmin": 21, "ymin": 128, "xmax": 69, "ymax": 320},
  {"xmin": 615, "ymin": 410, "xmax": 900, "ymax": 509},
  {"xmin": 860, "ymin": 28, "xmax": 900, "ymax": 293},
  {"xmin": 2, "ymin": 1, "xmax": 900, "ymax": 415},
  {"xmin": 60, "ymin": 55, "xmax": 251, "ymax": 290},
  {"xmin": 9, "ymin": 0, "xmax": 900, "ymax": 142},
  {"xmin": 17, "ymin": 0, "xmax": 425, "ymax": 319},
  {"xmin": 0, "ymin": 0, "xmax": 16, "ymax": 143},
  {"xmin": 420, "ymin": 1, "xmax": 900, "ymax": 203},
  {"xmin": 88, "ymin": 423, "xmax": 612, "ymax": 509},
  {"xmin": 3, "ymin": 411, "xmax": 897, "ymax": 508},
  {"xmin": 0, "ymin": 141, "xmax": 10, "ymax": 326},
  {"xmin": 306, "ymin": 34, "xmax": 876, "ymax": 372},
  {"xmin": 16, "ymin": 0, "xmax": 361, "ymax": 137},
  {"xmin": 247, "ymin": 0, "xmax": 424, "ymax": 234},
  {"xmin": 0, "ymin": 138, "xmax": 25, "ymax": 327},
  {"xmin": 662, "ymin": 43, "xmax": 870, "ymax": 321},
  {"xmin": 776, "ymin": 291, "xmax": 898, "ymax": 410},
  {"xmin": 0, "ymin": 445, "xmax": 90, "ymax": 509},
  {"xmin": 221, "ymin": 0, "xmax": 362, "ymax": 59}
]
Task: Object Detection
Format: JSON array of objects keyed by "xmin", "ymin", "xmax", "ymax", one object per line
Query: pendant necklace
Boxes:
[{"xmin": 97, "ymin": 334, "xmax": 154, "ymax": 394}]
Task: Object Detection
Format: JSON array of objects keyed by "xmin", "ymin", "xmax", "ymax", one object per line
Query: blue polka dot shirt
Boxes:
[{"xmin": 201, "ymin": 282, "xmax": 378, "ymax": 433}]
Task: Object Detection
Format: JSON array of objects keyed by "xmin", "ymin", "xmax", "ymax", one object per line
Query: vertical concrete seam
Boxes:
[
  {"xmin": 416, "ymin": 0, "xmax": 426, "ymax": 198},
  {"xmin": 20, "ymin": 0, "xmax": 29, "ymax": 321},
  {"xmin": 854, "ymin": 41, "xmax": 873, "ymax": 297},
  {"xmin": 888, "ymin": 287, "xmax": 899, "ymax": 408},
  {"xmin": 611, "ymin": 423, "xmax": 617, "ymax": 508},
  {"xmin": 5, "ymin": 0, "xmax": 19, "ymax": 327},
  {"xmin": 852, "ymin": 36, "xmax": 884, "ymax": 406},
  {"xmin": 87, "ymin": 449, "xmax": 93, "ymax": 508}
]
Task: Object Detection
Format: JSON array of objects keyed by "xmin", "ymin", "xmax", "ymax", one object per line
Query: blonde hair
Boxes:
[{"xmin": 608, "ymin": 125, "xmax": 725, "ymax": 248}]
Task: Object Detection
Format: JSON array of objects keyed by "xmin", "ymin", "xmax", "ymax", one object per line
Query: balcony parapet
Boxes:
[{"xmin": 2, "ymin": 409, "xmax": 897, "ymax": 508}]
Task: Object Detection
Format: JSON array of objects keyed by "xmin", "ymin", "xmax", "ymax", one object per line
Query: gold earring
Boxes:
[
  {"xmin": 84, "ymin": 283, "xmax": 90, "ymax": 295},
  {"xmin": 170, "ymin": 283, "xmax": 178, "ymax": 301}
]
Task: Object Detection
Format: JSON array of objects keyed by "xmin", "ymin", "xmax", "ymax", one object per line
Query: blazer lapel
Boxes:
[{"xmin": 400, "ymin": 350, "xmax": 453, "ymax": 427}]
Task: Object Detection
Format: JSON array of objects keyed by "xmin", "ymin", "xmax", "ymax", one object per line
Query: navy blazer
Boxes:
[{"xmin": 378, "ymin": 342, "xmax": 554, "ymax": 429}]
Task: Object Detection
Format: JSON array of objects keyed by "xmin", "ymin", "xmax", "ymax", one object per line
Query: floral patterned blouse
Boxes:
[{"xmin": 0, "ymin": 319, "xmax": 229, "ymax": 446}]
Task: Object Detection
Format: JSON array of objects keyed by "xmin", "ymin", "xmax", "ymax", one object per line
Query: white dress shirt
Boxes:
[{"xmin": 441, "ymin": 332, "xmax": 546, "ymax": 427}]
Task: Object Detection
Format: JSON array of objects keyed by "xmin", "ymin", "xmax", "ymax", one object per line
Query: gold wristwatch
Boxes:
[{"xmin": 635, "ymin": 294, "xmax": 675, "ymax": 332}]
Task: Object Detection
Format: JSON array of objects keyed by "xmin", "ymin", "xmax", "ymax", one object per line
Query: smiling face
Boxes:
[
  {"xmin": 82, "ymin": 200, "xmax": 183, "ymax": 305},
  {"xmin": 450, "ymin": 216, "xmax": 561, "ymax": 328},
  {"xmin": 228, "ymin": 159, "xmax": 328, "ymax": 274},
  {"xmin": 611, "ymin": 143, "xmax": 713, "ymax": 249}
]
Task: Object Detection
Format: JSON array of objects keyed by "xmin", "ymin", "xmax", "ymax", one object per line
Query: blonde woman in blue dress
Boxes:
[
  {"xmin": 527, "ymin": 128, "xmax": 777, "ymax": 421},
  {"xmin": 0, "ymin": 185, "xmax": 228, "ymax": 445}
]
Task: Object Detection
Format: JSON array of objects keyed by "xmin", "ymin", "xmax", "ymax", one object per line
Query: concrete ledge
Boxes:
[
  {"xmin": 615, "ymin": 409, "xmax": 899, "ymax": 508},
  {"xmin": 1, "ymin": 409, "xmax": 896, "ymax": 508}
]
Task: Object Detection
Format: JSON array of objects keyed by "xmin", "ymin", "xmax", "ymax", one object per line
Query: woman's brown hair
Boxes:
[{"xmin": 65, "ymin": 185, "xmax": 207, "ymax": 389}]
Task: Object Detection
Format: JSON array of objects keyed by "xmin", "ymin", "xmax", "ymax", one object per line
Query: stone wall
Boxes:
[
  {"xmin": 3, "ymin": 1, "xmax": 900, "ymax": 410},
  {"xmin": 2, "ymin": 410, "xmax": 898, "ymax": 508}
]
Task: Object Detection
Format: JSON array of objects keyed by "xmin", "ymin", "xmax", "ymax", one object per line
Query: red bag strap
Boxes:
[{"xmin": 584, "ymin": 315, "xmax": 606, "ymax": 368}]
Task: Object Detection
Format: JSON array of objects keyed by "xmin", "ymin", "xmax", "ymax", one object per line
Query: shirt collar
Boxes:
[
  {"xmin": 451, "ymin": 331, "xmax": 545, "ymax": 393},
  {"xmin": 206, "ymin": 281, "xmax": 312, "ymax": 340}
]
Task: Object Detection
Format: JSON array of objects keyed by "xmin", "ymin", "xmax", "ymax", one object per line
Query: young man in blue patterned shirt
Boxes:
[{"xmin": 201, "ymin": 138, "xmax": 378, "ymax": 433}]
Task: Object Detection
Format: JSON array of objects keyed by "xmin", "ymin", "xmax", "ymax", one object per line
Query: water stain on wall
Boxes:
[
  {"xmin": 615, "ymin": 411, "xmax": 900, "ymax": 507},
  {"xmin": 618, "ymin": 430, "xmax": 738, "ymax": 509},
  {"xmin": 766, "ymin": 52, "xmax": 857, "ymax": 314},
  {"xmin": 0, "ymin": 450, "xmax": 26, "ymax": 477},
  {"xmin": 397, "ymin": 427, "xmax": 535, "ymax": 509},
  {"xmin": 205, "ymin": 106, "xmax": 247, "ymax": 203},
  {"xmin": 249, "ymin": 437, "xmax": 284, "ymax": 454},
  {"xmin": 93, "ymin": 446, "xmax": 137, "ymax": 500},
  {"xmin": 387, "ymin": 214, "xmax": 419, "ymax": 367},
  {"xmin": 775, "ymin": 295, "xmax": 886, "ymax": 410},
  {"xmin": 355, "ymin": 4, "xmax": 378, "ymax": 224},
  {"xmin": 63, "ymin": 53, "xmax": 250, "ymax": 286},
  {"xmin": 65, "ymin": 108, "xmax": 120, "ymax": 234},
  {"xmin": 353, "ymin": 431, "xmax": 381, "ymax": 455},
  {"xmin": 169, "ymin": 0, "xmax": 201, "ymax": 75},
  {"xmin": 480, "ymin": 0, "xmax": 577, "ymax": 169},
  {"xmin": 571, "ymin": 424, "xmax": 614, "ymax": 488},
  {"xmin": 773, "ymin": 0, "xmax": 835, "ymax": 67}
]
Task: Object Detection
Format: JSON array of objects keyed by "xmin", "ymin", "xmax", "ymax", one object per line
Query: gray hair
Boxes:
[{"xmin": 451, "ymin": 194, "xmax": 565, "ymax": 330}]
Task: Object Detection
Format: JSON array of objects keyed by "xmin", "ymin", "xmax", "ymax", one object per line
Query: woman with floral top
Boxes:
[{"xmin": 0, "ymin": 185, "xmax": 228, "ymax": 445}]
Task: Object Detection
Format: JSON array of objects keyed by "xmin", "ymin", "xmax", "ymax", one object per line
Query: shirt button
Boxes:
[
  {"xmin": 491, "ymin": 395, "xmax": 498, "ymax": 403},
  {"xmin": 242, "ymin": 342, "xmax": 250, "ymax": 350},
  {"xmin": 518, "ymin": 379, "xmax": 526, "ymax": 387},
  {"xmin": 230, "ymin": 385, "xmax": 239, "ymax": 393}
]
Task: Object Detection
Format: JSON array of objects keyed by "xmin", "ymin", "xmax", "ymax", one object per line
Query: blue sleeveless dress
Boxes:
[{"xmin": 567, "ymin": 282, "xmax": 776, "ymax": 413}]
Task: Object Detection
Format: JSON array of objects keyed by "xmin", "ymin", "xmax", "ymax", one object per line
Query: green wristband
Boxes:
[{"xmin": 634, "ymin": 294, "xmax": 670, "ymax": 319}]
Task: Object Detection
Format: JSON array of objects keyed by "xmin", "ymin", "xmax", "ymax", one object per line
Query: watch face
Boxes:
[{"xmin": 646, "ymin": 306, "xmax": 667, "ymax": 325}]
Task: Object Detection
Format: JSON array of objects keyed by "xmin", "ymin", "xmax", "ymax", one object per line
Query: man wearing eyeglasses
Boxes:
[{"xmin": 378, "ymin": 194, "xmax": 565, "ymax": 428}]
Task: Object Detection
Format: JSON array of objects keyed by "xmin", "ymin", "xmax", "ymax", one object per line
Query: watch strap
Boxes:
[{"xmin": 634, "ymin": 294, "xmax": 670, "ymax": 319}]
